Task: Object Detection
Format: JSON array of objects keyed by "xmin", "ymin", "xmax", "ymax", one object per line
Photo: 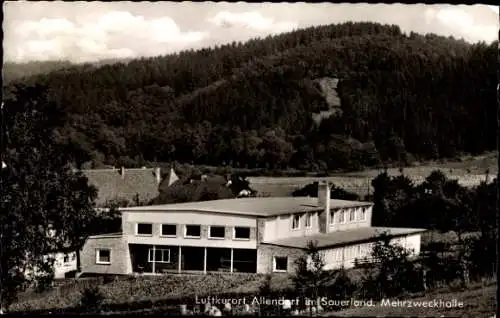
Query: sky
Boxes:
[{"xmin": 3, "ymin": 1, "xmax": 499, "ymax": 63}]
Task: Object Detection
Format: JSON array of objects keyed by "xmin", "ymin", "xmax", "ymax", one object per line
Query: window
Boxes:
[
  {"xmin": 273, "ymin": 256, "xmax": 288, "ymax": 272},
  {"xmin": 96, "ymin": 249, "xmax": 111, "ymax": 265},
  {"xmin": 292, "ymin": 214, "xmax": 300, "ymax": 230},
  {"xmin": 136, "ymin": 223, "xmax": 153, "ymax": 235},
  {"xmin": 338, "ymin": 210, "xmax": 345, "ymax": 223},
  {"xmin": 305, "ymin": 213, "xmax": 312, "ymax": 228},
  {"xmin": 335, "ymin": 249, "xmax": 341, "ymax": 261},
  {"xmin": 349, "ymin": 209, "xmax": 356, "ymax": 222},
  {"xmin": 359, "ymin": 208, "xmax": 367, "ymax": 221},
  {"xmin": 184, "ymin": 225, "xmax": 201, "ymax": 238},
  {"xmin": 209, "ymin": 226, "xmax": 225, "ymax": 239},
  {"xmin": 233, "ymin": 227, "xmax": 251, "ymax": 240},
  {"xmin": 329, "ymin": 210, "xmax": 335, "ymax": 224},
  {"xmin": 63, "ymin": 254, "xmax": 70, "ymax": 263},
  {"xmin": 148, "ymin": 248, "xmax": 170, "ymax": 263},
  {"xmin": 161, "ymin": 224, "xmax": 177, "ymax": 237}
]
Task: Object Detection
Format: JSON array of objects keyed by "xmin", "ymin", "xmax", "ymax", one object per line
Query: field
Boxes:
[
  {"xmin": 248, "ymin": 153, "xmax": 497, "ymax": 198},
  {"xmin": 329, "ymin": 280, "xmax": 497, "ymax": 317}
]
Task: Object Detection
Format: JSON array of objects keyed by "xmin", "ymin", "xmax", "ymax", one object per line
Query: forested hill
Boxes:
[{"xmin": 4, "ymin": 22, "xmax": 497, "ymax": 171}]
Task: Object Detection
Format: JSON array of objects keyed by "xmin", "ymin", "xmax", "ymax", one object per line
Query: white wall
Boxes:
[
  {"xmin": 260, "ymin": 204, "xmax": 374, "ymax": 242},
  {"xmin": 52, "ymin": 252, "xmax": 77, "ymax": 279},
  {"xmin": 403, "ymin": 233, "xmax": 421, "ymax": 256},
  {"xmin": 23, "ymin": 251, "xmax": 77, "ymax": 280},
  {"xmin": 263, "ymin": 212, "xmax": 320, "ymax": 242},
  {"xmin": 319, "ymin": 233, "xmax": 422, "ymax": 270}
]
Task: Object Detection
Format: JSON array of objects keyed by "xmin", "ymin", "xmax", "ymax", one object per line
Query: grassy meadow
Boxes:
[{"xmin": 248, "ymin": 153, "xmax": 497, "ymax": 198}]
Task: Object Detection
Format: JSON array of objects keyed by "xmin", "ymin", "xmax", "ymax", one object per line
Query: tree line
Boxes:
[
  {"xmin": 370, "ymin": 170, "xmax": 496, "ymax": 240},
  {"xmin": 285, "ymin": 171, "xmax": 497, "ymax": 315},
  {"xmin": 3, "ymin": 22, "xmax": 497, "ymax": 171}
]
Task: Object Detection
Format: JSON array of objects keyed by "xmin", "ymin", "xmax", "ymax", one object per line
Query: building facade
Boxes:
[{"xmin": 80, "ymin": 182, "xmax": 426, "ymax": 275}]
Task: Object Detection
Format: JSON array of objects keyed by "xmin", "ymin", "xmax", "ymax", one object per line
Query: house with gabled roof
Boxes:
[
  {"xmin": 79, "ymin": 181, "xmax": 426, "ymax": 275},
  {"xmin": 48, "ymin": 166, "xmax": 170, "ymax": 278},
  {"xmin": 81, "ymin": 167, "xmax": 164, "ymax": 206}
]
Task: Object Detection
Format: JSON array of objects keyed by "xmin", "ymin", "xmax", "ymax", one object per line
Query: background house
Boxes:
[
  {"xmin": 81, "ymin": 167, "xmax": 163, "ymax": 206},
  {"xmin": 79, "ymin": 181, "xmax": 426, "ymax": 276},
  {"xmin": 51, "ymin": 251, "xmax": 78, "ymax": 279},
  {"xmin": 48, "ymin": 167, "xmax": 166, "ymax": 279}
]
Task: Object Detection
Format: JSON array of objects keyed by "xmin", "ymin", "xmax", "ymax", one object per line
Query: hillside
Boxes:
[
  {"xmin": 3, "ymin": 22, "xmax": 497, "ymax": 172},
  {"xmin": 2, "ymin": 58, "xmax": 134, "ymax": 84},
  {"xmin": 3, "ymin": 60, "xmax": 76, "ymax": 83}
]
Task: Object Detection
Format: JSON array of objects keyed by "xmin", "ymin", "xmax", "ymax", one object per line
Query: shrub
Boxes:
[
  {"xmin": 102, "ymin": 274, "xmax": 122, "ymax": 285},
  {"xmin": 34, "ymin": 272, "xmax": 55, "ymax": 294},
  {"xmin": 358, "ymin": 234, "xmax": 421, "ymax": 299},
  {"xmin": 80, "ymin": 286, "xmax": 104, "ymax": 312},
  {"xmin": 324, "ymin": 268, "xmax": 357, "ymax": 308}
]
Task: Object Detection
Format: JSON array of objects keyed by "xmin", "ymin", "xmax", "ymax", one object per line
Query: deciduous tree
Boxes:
[{"xmin": 1, "ymin": 84, "xmax": 99, "ymax": 311}]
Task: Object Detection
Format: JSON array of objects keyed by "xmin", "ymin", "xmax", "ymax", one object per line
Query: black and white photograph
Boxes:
[{"xmin": 1, "ymin": 1, "xmax": 498, "ymax": 316}]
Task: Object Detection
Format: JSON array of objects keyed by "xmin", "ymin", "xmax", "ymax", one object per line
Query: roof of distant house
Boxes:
[
  {"xmin": 119, "ymin": 197, "xmax": 373, "ymax": 217},
  {"xmin": 81, "ymin": 167, "xmax": 161, "ymax": 206},
  {"xmin": 263, "ymin": 227, "xmax": 427, "ymax": 249}
]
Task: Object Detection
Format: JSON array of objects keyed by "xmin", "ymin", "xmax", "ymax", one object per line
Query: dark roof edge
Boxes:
[{"xmin": 259, "ymin": 242, "xmax": 307, "ymax": 250}]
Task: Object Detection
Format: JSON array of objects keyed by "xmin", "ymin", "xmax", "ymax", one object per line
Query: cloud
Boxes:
[
  {"xmin": 4, "ymin": 3, "xmax": 498, "ymax": 63},
  {"xmin": 17, "ymin": 18, "xmax": 75, "ymax": 37},
  {"xmin": 208, "ymin": 11, "xmax": 298, "ymax": 33},
  {"xmin": 8, "ymin": 11, "xmax": 207, "ymax": 62},
  {"xmin": 426, "ymin": 7, "xmax": 498, "ymax": 43}
]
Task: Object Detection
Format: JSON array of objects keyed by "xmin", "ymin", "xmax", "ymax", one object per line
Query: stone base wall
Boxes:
[{"xmin": 256, "ymin": 244, "xmax": 305, "ymax": 274}]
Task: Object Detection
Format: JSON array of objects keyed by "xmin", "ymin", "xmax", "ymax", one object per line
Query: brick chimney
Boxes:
[
  {"xmin": 120, "ymin": 167, "xmax": 125, "ymax": 178},
  {"xmin": 317, "ymin": 181, "xmax": 331, "ymax": 232},
  {"xmin": 155, "ymin": 167, "xmax": 161, "ymax": 185}
]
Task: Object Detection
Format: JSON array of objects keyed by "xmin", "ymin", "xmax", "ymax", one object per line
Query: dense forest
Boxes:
[{"xmin": 3, "ymin": 22, "xmax": 497, "ymax": 172}]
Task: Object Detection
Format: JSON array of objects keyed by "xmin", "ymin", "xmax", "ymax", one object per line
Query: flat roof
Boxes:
[
  {"xmin": 119, "ymin": 197, "xmax": 373, "ymax": 217},
  {"xmin": 263, "ymin": 227, "xmax": 427, "ymax": 249}
]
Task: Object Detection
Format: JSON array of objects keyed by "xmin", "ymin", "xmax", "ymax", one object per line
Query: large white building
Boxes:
[{"xmin": 80, "ymin": 181, "xmax": 426, "ymax": 275}]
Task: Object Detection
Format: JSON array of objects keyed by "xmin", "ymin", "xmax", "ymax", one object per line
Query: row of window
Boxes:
[
  {"xmin": 97, "ymin": 248, "xmax": 285, "ymax": 270},
  {"xmin": 329, "ymin": 207, "xmax": 367, "ymax": 225},
  {"xmin": 270, "ymin": 244, "xmax": 371, "ymax": 273},
  {"xmin": 136, "ymin": 223, "xmax": 252, "ymax": 240},
  {"xmin": 329, "ymin": 244, "xmax": 371, "ymax": 261},
  {"xmin": 291, "ymin": 207, "xmax": 368, "ymax": 230},
  {"xmin": 95, "ymin": 248, "xmax": 370, "ymax": 269}
]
